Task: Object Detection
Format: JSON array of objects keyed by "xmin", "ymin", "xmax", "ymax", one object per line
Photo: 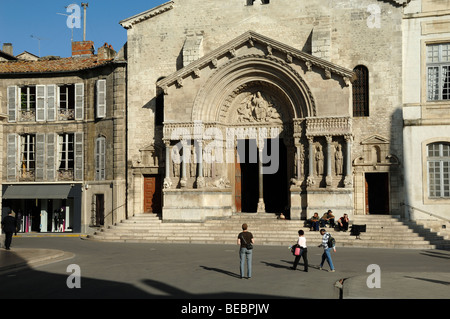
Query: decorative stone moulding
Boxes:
[
  {"xmin": 156, "ymin": 31, "xmax": 356, "ymax": 96},
  {"xmin": 305, "ymin": 116, "xmax": 352, "ymax": 137}
]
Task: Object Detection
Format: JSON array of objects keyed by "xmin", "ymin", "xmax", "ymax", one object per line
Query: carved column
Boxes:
[
  {"xmin": 180, "ymin": 140, "xmax": 188, "ymax": 188},
  {"xmin": 344, "ymin": 135, "xmax": 353, "ymax": 188},
  {"xmin": 257, "ymin": 138, "xmax": 265, "ymax": 213},
  {"xmin": 326, "ymin": 135, "xmax": 333, "ymax": 186},
  {"xmin": 163, "ymin": 140, "xmax": 172, "ymax": 189},
  {"xmin": 307, "ymin": 136, "xmax": 315, "ymax": 187},
  {"xmin": 196, "ymin": 139, "xmax": 205, "ymax": 188}
]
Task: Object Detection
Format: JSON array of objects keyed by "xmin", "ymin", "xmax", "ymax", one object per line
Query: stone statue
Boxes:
[
  {"xmin": 335, "ymin": 144, "xmax": 343, "ymax": 175},
  {"xmin": 172, "ymin": 146, "xmax": 181, "ymax": 177},
  {"xmin": 315, "ymin": 144, "xmax": 324, "ymax": 176}
]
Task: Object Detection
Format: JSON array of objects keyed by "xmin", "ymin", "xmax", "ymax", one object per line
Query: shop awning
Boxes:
[{"xmin": 2, "ymin": 184, "xmax": 73, "ymax": 199}]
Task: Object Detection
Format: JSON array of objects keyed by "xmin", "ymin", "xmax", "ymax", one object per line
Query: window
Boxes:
[
  {"xmin": 95, "ymin": 136, "xmax": 106, "ymax": 180},
  {"xmin": 20, "ymin": 86, "xmax": 36, "ymax": 111},
  {"xmin": 427, "ymin": 142, "xmax": 450, "ymax": 198},
  {"xmin": 58, "ymin": 84, "xmax": 75, "ymax": 120},
  {"xmin": 352, "ymin": 65, "xmax": 369, "ymax": 117},
  {"xmin": 427, "ymin": 43, "xmax": 450, "ymax": 101},
  {"xmin": 155, "ymin": 92, "xmax": 164, "ymax": 126},
  {"xmin": 58, "ymin": 133, "xmax": 74, "ymax": 171},
  {"xmin": 96, "ymin": 79, "xmax": 106, "ymax": 118},
  {"xmin": 20, "ymin": 134, "xmax": 35, "ymax": 179}
]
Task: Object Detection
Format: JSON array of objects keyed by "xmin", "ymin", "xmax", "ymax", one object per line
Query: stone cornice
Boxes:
[
  {"xmin": 119, "ymin": 1, "xmax": 174, "ymax": 29},
  {"xmin": 156, "ymin": 31, "xmax": 356, "ymax": 92}
]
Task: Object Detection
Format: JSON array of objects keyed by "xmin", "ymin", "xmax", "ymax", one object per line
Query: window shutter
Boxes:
[
  {"xmin": 95, "ymin": 137, "xmax": 106, "ymax": 180},
  {"xmin": 96, "ymin": 79, "xmax": 106, "ymax": 118},
  {"xmin": 7, "ymin": 86, "xmax": 17, "ymax": 122},
  {"xmin": 36, "ymin": 85, "xmax": 46, "ymax": 121},
  {"xmin": 47, "ymin": 84, "xmax": 56, "ymax": 121},
  {"xmin": 75, "ymin": 83, "xmax": 84, "ymax": 120},
  {"xmin": 74, "ymin": 132, "xmax": 84, "ymax": 180},
  {"xmin": 46, "ymin": 133, "xmax": 56, "ymax": 181},
  {"xmin": 7, "ymin": 134, "xmax": 17, "ymax": 181},
  {"xmin": 35, "ymin": 133, "xmax": 46, "ymax": 181}
]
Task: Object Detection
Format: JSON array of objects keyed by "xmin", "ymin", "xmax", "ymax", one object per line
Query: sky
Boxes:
[{"xmin": 0, "ymin": 0, "xmax": 167, "ymax": 58}]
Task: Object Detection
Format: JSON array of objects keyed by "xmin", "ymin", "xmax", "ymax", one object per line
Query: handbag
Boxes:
[
  {"xmin": 241, "ymin": 234, "xmax": 253, "ymax": 250},
  {"xmin": 291, "ymin": 244, "xmax": 301, "ymax": 256}
]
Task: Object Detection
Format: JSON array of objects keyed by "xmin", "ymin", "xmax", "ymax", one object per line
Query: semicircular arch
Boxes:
[{"xmin": 191, "ymin": 54, "xmax": 316, "ymax": 123}]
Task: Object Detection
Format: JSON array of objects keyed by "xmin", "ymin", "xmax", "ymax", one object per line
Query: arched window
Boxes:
[
  {"xmin": 427, "ymin": 142, "xmax": 450, "ymax": 198},
  {"xmin": 155, "ymin": 78, "xmax": 165, "ymax": 126},
  {"xmin": 353, "ymin": 65, "xmax": 369, "ymax": 117}
]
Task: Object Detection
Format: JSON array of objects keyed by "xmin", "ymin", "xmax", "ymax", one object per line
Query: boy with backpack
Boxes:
[{"xmin": 318, "ymin": 229, "xmax": 336, "ymax": 272}]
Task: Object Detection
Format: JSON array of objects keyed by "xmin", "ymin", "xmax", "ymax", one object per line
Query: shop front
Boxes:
[{"xmin": 2, "ymin": 184, "xmax": 82, "ymax": 233}]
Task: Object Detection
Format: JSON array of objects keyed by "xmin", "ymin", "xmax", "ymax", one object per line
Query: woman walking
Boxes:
[{"xmin": 291, "ymin": 230, "xmax": 308, "ymax": 272}]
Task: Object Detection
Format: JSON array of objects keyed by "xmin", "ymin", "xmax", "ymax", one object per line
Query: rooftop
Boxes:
[{"xmin": 0, "ymin": 55, "xmax": 115, "ymax": 75}]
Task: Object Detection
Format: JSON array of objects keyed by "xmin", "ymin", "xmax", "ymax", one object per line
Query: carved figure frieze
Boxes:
[{"xmin": 237, "ymin": 91, "xmax": 283, "ymax": 124}]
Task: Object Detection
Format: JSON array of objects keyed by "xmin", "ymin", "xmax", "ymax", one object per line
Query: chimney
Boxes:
[
  {"xmin": 98, "ymin": 43, "xmax": 116, "ymax": 60},
  {"xmin": 72, "ymin": 41, "xmax": 95, "ymax": 57},
  {"xmin": 2, "ymin": 43, "xmax": 13, "ymax": 56}
]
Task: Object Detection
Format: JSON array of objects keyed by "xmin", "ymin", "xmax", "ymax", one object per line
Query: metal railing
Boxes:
[{"xmin": 400, "ymin": 202, "xmax": 450, "ymax": 223}]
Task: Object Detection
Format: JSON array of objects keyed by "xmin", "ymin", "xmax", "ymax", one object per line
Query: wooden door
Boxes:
[
  {"xmin": 95, "ymin": 194, "xmax": 104, "ymax": 226},
  {"xmin": 143, "ymin": 175, "xmax": 162, "ymax": 214}
]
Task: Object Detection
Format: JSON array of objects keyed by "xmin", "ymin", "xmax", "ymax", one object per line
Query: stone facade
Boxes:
[
  {"xmin": 0, "ymin": 43, "xmax": 127, "ymax": 233},
  {"xmin": 402, "ymin": 0, "xmax": 450, "ymax": 226},
  {"xmin": 122, "ymin": 0, "xmax": 407, "ymax": 222}
]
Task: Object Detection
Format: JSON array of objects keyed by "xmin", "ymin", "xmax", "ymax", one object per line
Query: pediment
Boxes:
[
  {"xmin": 156, "ymin": 31, "xmax": 355, "ymax": 93},
  {"xmin": 361, "ymin": 134, "xmax": 390, "ymax": 145}
]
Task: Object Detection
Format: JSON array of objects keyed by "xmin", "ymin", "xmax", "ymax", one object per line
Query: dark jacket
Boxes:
[{"xmin": 1, "ymin": 215, "xmax": 17, "ymax": 233}]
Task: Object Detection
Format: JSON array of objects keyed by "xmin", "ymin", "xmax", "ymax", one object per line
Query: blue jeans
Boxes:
[
  {"xmin": 239, "ymin": 247, "xmax": 253, "ymax": 278},
  {"xmin": 320, "ymin": 248, "xmax": 334, "ymax": 270}
]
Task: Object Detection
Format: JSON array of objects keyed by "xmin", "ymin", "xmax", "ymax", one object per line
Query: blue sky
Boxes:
[{"xmin": 0, "ymin": 0, "xmax": 167, "ymax": 58}]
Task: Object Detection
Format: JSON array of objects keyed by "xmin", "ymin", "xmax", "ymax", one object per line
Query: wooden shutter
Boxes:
[
  {"xmin": 36, "ymin": 85, "xmax": 46, "ymax": 121},
  {"xmin": 95, "ymin": 137, "xmax": 106, "ymax": 180},
  {"xmin": 46, "ymin": 133, "xmax": 56, "ymax": 181},
  {"xmin": 7, "ymin": 86, "xmax": 17, "ymax": 122},
  {"xmin": 74, "ymin": 132, "xmax": 84, "ymax": 180},
  {"xmin": 47, "ymin": 84, "xmax": 56, "ymax": 121},
  {"xmin": 96, "ymin": 79, "xmax": 106, "ymax": 118},
  {"xmin": 35, "ymin": 133, "xmax": 46, "ymax": 181},
  {"xmin": 7, "ymin": 134, "xmax": 17, "ymax": 181},
  {"xmin": 75, "ymin": 83, "xmax": 84, "ymax": 120}
]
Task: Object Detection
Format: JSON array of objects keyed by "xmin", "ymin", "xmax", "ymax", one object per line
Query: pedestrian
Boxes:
[
  {"xmin": 320, "ymin": 210, "xmax": 335, "ymax": 228},
  {"xmin": 291, "ymin": 230, "xmax": 308, "ymax": 272},
  {"xmin": 337, "ymin": 213, "xmax": 349, "ymax": 231},
  {"xmin": 309, "ymin": 212, "xmax": 320, "ymax": 231},
  {"xmin": 318, "ymin": 228, "xmax": 336, "ymax": 272},
  {"xmin": 237, "ymin": 223, "xmax": 254, "ymax": 279},
  {"xmin": 2, "ymin": 211, "xmax": 17, "ymax": 250}
]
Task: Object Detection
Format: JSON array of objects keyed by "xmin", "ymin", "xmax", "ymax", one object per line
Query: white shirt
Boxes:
[{"xmin": 297, "ymin": 236, "xmax": 307, "ymax": 248}]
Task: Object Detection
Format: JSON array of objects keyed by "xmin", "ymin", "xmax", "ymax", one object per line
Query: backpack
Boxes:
[{"xmin": 327, "ymin": 235, "xmax": 335, "ymax": 248}]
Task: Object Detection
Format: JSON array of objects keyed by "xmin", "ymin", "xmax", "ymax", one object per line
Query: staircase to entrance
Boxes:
[{"xmin": 88, "ymin": 213, "xmax": 450, "ymax": 249}]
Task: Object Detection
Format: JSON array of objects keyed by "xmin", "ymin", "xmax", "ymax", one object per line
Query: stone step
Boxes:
[{"xmin": 87, "ymin": 213, "xmax": 440, "ymax": 249}]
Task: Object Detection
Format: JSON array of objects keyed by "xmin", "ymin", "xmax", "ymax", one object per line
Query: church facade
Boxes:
[{"xmin": 121, "ymin": 0, "xmax": 408, "ymax": 222}]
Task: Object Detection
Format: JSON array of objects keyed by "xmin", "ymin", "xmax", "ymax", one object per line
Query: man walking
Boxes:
[
  {"xmin": 2, "ymin": 211, "xmax": 17, "ymax": 250},
  {"xmin": 319, "ymin": 228, "xmax": 336, "ymax": 272}
]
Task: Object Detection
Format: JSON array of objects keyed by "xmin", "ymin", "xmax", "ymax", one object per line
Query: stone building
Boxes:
[
  {"xmin": 402, "ymin": 0, "xmax": 450, "ymax": 227},
  {"xmin": 0, "ymin": 41, "xmax": 127, "ymax": 233},
  {"xmin": 121, "ymin": 0, "xmax": 408, "ymax": 222}
]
